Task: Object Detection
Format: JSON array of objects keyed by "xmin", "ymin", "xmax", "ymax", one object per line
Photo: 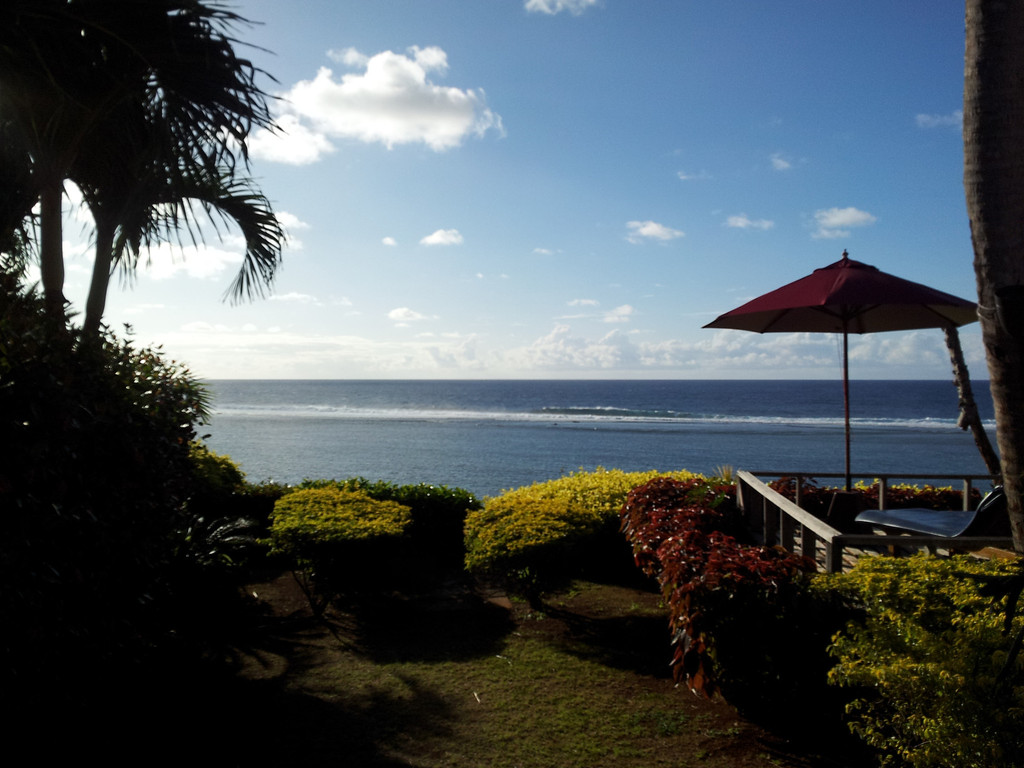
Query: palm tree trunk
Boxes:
[
  {"xmin": 38, "ymin": 181, "xmax": 66, "ymax": 320},
  {"xmin": 944, "ymin": 327, "xmax": 1001, "ymax": 476},
  {"xmin": 964, "ymin": 0, "xmax": 1024, "ymax": 551},
  {"xmin": 83, "ymin": 217, "xmax": 115, "ymax": 336}
]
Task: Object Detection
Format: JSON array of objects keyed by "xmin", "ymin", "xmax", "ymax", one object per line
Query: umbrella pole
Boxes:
[{"xmin": 843, "ymin": 331, "xmax": 851, "ymax": 490}]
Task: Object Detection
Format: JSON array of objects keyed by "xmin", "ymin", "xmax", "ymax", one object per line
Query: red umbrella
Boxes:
[{"xmin": 703, "ymin": 251, "xmax": 978, "ymax": 488}]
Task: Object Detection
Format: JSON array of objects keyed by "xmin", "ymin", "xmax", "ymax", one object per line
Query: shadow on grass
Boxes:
[
  {"xmin": 214, "ymin": 673, "xmax": 456, "ymax": 767},
  {"xmin": 18, "ymin": 642, "xmax": 458, "ymax": 766},
  {"xmin": 537, "ymin": 592, "xmax": 870, "ymax": 768},
  {"xmin": 240, "ymin": 570, "xmax": 518, "ymax": 665},
  {"xmin": 345, "ymin": 585, "xmax": 517, "ymax": 664},
  {"xmin": 544, "ymin": 607, "xmax": 675, "ymax": 678}
]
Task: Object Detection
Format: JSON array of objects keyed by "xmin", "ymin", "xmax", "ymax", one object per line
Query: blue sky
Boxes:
[{"xmin": 55, "ymin": 0, "xmax": 979, "ymax": 380}]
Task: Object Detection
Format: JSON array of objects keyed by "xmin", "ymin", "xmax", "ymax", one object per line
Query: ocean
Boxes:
[{"xmin": 201, "ymin": 379, "xmax": 998, "ymax": 498}]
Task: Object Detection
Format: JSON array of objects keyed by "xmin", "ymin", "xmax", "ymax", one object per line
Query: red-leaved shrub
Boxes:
[{"xmin": 621, "ymin": 476, "xmax": 819, "ymax": 709}]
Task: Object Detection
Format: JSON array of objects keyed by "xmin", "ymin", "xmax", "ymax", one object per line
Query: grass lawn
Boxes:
[{"xmin": 217, "ymin": 575, "xmax": 866, "ymax": 767}]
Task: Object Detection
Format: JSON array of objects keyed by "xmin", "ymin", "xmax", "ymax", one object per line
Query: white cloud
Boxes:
[
  {"xmin": 677, "ymin": 170, "xmax": 712, "ymax": 181},
  {"xmin": 157, "ymin": 325, "xmax": 487, "ymax": 378},
  {"xmin": 253, "ymin": 46, "xmax": 503, "ymax": 160},
  {"xmin": 180, "ymin": 320, "xmax": 234, "ymax": 334},
  {"xmin": 603, "ymin": 304, "xmax": 634, "ymax": 323},
  {"xmin": 275, "ymin": 210, "xmax": 309, "ymax": 249},
  {"xmin": 270, "ymin": 292, "xmax": 320, "ymax": 304},
  {"xmin": 505, "ymin": 325, "xmax": 639, "ymax": 370},
  {"xmin": 65, "ymin": 244, "xmax": 94, "ymax": 269},
  {"xmin": 916, "ymin": 110, "xmax": 962, "ymax": 129},
  {"xmin": 626, "ymin": 220, "xmax": 684, "ymax": 244},
  {"xmin": 769, "ymin": 152, "xmax": 792, "ymax": 170},
  {"xmin": 420, "ymin": 228, "xmax": 463, "ymax": 246},
  {"xmin": 524, "ymin": 0, "xmax": 599, "ymax": 15},
  {"xmin": 568, "ymin": 298, "xmax": 599, "ymax": 307},
  {"xmin": 726, "ymin": 214, "xmax": 774, "ymax": 230},
  {"xmin": 812, "ymin": 206, "xmax": 877, "ymax": 239},
  {"xmin": 382, "ymin": 236, "xmax": 398, "ymax": 246},
  {"xmin": 146, "ymin": 317, "xmax": 982, "ymax": 379},
  {"xmin": 692, "ymin": 328, "xmax": 969, "ymax": 378},
  {"xmin": 848, "ymin": 331, "xmax": 950, "ymax": 368},
  {"xmin": 388, "ymin": 306, "xmax": 433, "ymax": 326},
  {"xmin": 65, "ymin": 262, "xmax": 92, "ymax": 280},
  {"xmin": 121, "ymin": 303, "xmax": 165, "ymax": 316},
  {"xmin": 327, "ymin": 47, "xmax": 369, "ymax": 67},
  {"xmin": 249, "ymin": 113, "xmax": 336, "ymax": 165},
  {"xmin": 138, "ymin": 241, "xmax": 244, "ymax": 281},
  {"xmin": 276, "ymin": 211, "xmax": 309, "ymax": 232}
]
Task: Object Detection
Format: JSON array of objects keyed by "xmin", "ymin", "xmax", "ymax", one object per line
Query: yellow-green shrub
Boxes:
[
  {"xmin": 188, "ymin": 442, "xmax": 246, "ymax": 498},
  {"xmin": 268, "ymin": 487, "xmax": 412, "ymax": 611},
  {"xmin": 820, "ymin": 554, "xmax": 1024, "ymax": 767},
  {"xmin": 464, "ymin": 468, "xmax": 696, "ymax": 601},
  {"xmin": 298, "ymin": 477, "xmax": 481, "ymax": 577}
]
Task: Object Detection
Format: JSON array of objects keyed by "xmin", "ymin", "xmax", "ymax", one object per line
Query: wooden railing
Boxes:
[{"xmin": 736, "ymin": 470, "xmax": 1012, "ymax": 573}]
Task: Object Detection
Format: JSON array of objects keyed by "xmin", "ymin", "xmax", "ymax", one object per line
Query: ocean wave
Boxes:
[
  {"xmin": 211, "ymin": 402, "xmax": 976, "ymax": 431},
  {"xmin": 539, "ymin": 405, "xmax": 690, "ymax": 419}
]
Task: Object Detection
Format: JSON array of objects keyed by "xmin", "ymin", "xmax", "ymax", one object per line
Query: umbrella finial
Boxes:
[{"xmin": 842, "ymin": 249, "xmax": 849, "ymax": 260}]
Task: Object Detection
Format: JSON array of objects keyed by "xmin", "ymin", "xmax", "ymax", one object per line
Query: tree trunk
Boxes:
[
  {"xmin": 83, "ymin": 217, "xmax": 115, "ymax": 336},
  {"xmin": 964, "ymin": 0, "xmax": 1024, "ymax": 551},
  {"xmin": 38, "ymin": 180, "xmax": 66, "ymax": 320},
  {"xmin": 944, "ymin": 327, "xmax": 1001, "ymax": 476}
]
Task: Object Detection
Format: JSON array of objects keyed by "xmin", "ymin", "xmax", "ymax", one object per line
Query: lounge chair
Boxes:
[{"xmin": 854, "ymin": 486, "xmax": 1007, "ymax": 538}]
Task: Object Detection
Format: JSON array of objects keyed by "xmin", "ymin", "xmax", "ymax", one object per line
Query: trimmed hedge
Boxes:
[
  {"xmin": 272, "ymin": 487, "xmax": 412, "ymax": 544},
  {"xmin": 268, "ymin": 487, "xmax": 413, "ymax": 612},
  {"xmin": 464, "ymin": 468, "xmax": 696, "ymax": 603},
  {"xmin": 298, "ymin": 478, "xmax": 481, "ymax": 576}
]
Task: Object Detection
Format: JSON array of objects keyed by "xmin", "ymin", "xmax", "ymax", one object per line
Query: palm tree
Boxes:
[
  {"xmin": 79, "ymin": 160, "xmax": 284, "ymax": 336},
  {"xmin": 69, "ymin": 86, "xmax": 282, "ymax": 335},
  {"xmin": 0, "ymin": 0, "xmax": 278, "ymax": 321},
  {"xmin": 964, "ymin": 0, "xmax": 1024, "ymax": 551},
  {"xmin": 0, "ymin": 119, "xmax": 37, "ymax": 273}
]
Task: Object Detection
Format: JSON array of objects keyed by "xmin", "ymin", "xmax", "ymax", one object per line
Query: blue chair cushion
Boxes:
[
  {"xmin": 855, "ymin": 507, "xmax": 976, "ymax": 538},
  {"xmin": 854, "ymin": 486, "xmax": 1006, "ymax": 538}
]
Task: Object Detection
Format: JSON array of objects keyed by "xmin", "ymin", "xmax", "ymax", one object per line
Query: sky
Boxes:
[{"xmin": 52, "ymin": 0, "xmax": 981, "ymax": 381}]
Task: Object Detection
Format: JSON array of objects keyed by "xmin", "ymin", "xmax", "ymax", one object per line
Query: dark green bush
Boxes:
[
  {"xmin": 820, "ymin": 554, "xmax": 1024, "ymax": 768},
  {"xmin": 0, "ymin": 272, "xmax": 209, "ymax": 692},
  {"xmin": 232, "ymin": 479, "xmax": 291, "ymax": 530},
  {"xmin": 155, "ymin": 441, "xmax": 283, "ymax": 649},
  {"xmin": 184, "ymin": 442, "xmax": 288, "ymax": 543}
]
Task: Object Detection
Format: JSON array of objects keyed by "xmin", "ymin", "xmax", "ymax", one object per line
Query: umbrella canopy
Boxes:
[
  {"xmin": 703, "ymin": 251, "xmax": 979, "ymax": 488},
  {"xmin": 705, "ymin": 251, "xmax": 978, "ymax": 334}
]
